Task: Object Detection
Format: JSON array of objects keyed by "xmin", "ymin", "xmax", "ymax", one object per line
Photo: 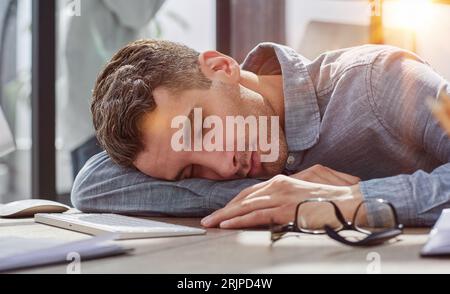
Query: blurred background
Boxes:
[{"xmin": 0, "ymin": 0, "xmax": 449, "ymax": 204}]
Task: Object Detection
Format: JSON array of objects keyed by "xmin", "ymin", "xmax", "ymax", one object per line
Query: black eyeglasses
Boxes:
[{"xmin": 270, "ymin": 198, "xmax": 403, "ymax": 247}]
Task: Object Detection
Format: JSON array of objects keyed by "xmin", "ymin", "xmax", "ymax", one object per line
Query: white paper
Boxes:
[
  {"xmin": 0, "ymin": 234, "xmax": 127, "ymax": 272},
  {"xmin": 421, "ymin": 209, "xmax": 450, "ymax": 256},
  {"xmin": 0, "ymin": 107, "xmax": 15, "ymax": 157}
]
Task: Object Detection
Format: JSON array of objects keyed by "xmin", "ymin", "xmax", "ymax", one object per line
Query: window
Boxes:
[
  {"xmin": 55, "ymin": 0, "xmax": 216, "ymax": 195},
  {"xmin": 0, "ymin": 0, "xmax": 32, "ymax": 202},
  {"xmin": 285, "ymin": 0, "xmax": 450, "ymax": 80}
]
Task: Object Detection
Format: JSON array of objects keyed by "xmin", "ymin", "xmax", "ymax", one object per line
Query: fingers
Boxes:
[
  {"xmin": 219, "ymin": 207, "xmax": 281, "ymax": 229},
  {"xmin": 296, "ymin": 170, "xmax": 337, "ymax": 185},
  {"xmin": 203, "ymin": 176, "xmax": 290, "ymax": 228},
  {"xmin": 227, "ymin": 179, "xmax": 270, "ymax": 206},
  {"xmin": 202, "ymin": 167, "xmax": 361, "ymax": 230},
  {"xmin": 319, "ymin": 167, "xmax": 357, "ymax": 186},
  {"xmin": 201, "ymin": 194, "xmax": 278, "ymax": 228},
  {"xmin": 325, "ymin": 167, "xmax": 360, "ymax": 185},
  {"xmin": 293, "ymin": 166, "xmax": 345, "ymax": 185},
  {"xmin": 292, "ymin": 164, "xmax": 360, "ymax": 186}
]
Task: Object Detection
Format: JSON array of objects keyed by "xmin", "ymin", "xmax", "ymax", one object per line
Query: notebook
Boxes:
[
  {"xmin": 421, "ymin": 209, "xmax": 450, "ymax": 257},
  {"xmin": 0, "ymin": 234, "xmax": 128, "ymax": 272}
]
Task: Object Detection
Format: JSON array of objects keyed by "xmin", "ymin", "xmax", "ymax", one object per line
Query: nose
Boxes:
[{"xmin": 214, "ymin": 151, "xmax": 240, "ymax": 178}]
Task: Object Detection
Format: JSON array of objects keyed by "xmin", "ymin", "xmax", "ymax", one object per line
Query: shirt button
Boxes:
[{"xmin": 287, "ymin": 155, "xmax": 295, "ymax": 165}]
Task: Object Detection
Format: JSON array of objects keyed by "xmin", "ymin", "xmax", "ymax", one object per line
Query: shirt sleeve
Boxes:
[
  {"xmin": 71, "ymin": 151, "xmax": 260, "ymax": 217},
  {"xmin": 359, "ymin": 47, "xmax": 450, "ymax": 227}
]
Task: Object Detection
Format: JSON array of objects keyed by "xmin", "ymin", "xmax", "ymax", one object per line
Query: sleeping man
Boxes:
[{"xmin": 72, "ymin": 39, "xmax": 450, "ymax": 229}]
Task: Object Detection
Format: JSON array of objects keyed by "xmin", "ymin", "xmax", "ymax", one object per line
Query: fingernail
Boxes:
[
  {"xmin": 201, "ymin": 216, "xmax": 212, "ymax": 226},
  {"xmin": 220, "ymin": 220, "xmax": 231, "ymax": 229}
]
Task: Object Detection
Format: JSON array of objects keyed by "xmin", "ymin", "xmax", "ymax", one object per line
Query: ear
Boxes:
[{"xmin": 198, "ymin": 51, "xmax": 240, "ymax": 84}]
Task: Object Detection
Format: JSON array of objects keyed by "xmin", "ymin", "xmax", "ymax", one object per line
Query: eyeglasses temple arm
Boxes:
[{"xmin": 324, "ymin": 225, "xmax": 403, "ymax": 247}]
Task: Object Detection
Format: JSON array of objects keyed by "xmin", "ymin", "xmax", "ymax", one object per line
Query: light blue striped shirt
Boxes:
[{"xmin": 72, "ymin": 43, "xmax": 450, "ymax": 227}]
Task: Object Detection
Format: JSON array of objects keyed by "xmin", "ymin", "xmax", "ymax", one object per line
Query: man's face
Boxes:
[{"xmin": 133, "ymin": 52, "xmax": 288, "ymax": 181}]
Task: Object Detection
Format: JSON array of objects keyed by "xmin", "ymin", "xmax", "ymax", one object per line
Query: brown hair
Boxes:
[{"xmin": 91, "ymin": 39, "xmax": 211, "ymax": 167}]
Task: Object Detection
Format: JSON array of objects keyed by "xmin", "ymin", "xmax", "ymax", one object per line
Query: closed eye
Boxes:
[{"xmin": 176, "ymin": 165, "xmax": 194, "ymax": 181}]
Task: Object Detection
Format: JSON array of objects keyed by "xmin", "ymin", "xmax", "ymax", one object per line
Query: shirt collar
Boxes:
[{"xmin": 241, "ymin": 42, "xmax": 320, "ymax": 152}]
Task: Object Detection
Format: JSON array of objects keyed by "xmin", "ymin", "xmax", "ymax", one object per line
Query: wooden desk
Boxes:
[{"xmin": 1, "ymin": 217, "xmax": 449, "ymax": 274}]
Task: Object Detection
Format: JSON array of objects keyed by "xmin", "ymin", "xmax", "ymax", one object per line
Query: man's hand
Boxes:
[
  {"xmin": 291, "ymin": 164, "xmax": 361, "ymax": 186},
  {"xmin": 201, "ymin": 165, "xmax": 363, "ymax": 229}
]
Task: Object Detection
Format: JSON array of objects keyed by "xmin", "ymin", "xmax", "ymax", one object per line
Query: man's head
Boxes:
[{"xmin": 92, "ymin": 39, "xmax": 288, "ymax": 181}]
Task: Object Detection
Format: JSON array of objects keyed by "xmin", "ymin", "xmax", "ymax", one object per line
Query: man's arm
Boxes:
[
  {"xmin": 201, "ymin": 48, "xmax": 450, "ymax": 229},
  {"xmin": 360, "ymin": 48, "xmax": 450, "ymax": 227},
  {"xmin": 71, "ymin": 151, "xmax": 260, "ymax": 216}
]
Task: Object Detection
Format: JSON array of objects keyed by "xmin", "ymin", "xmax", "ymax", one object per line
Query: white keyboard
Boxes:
[{"xmin": 35, "ymin": 213, "xmax": 206, "ymax": 240}]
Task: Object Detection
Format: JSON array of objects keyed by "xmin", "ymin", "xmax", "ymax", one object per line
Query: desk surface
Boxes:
[{"xmin": 0, "ymin": 216, "xmax": 448, "ymax": 274}]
